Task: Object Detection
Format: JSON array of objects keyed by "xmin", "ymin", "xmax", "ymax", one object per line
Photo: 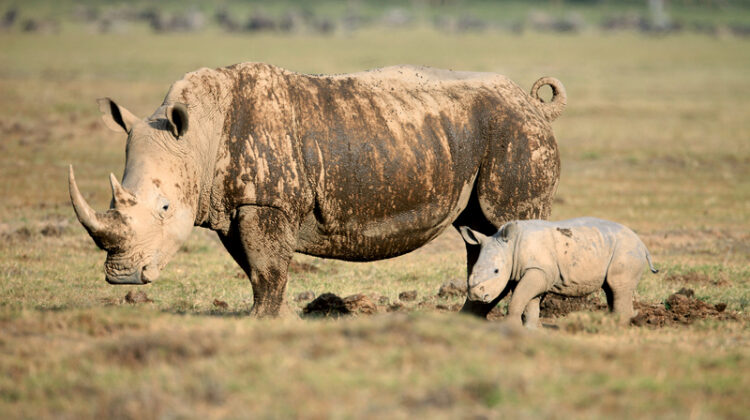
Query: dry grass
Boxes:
[{"xmin": 1, "ymin": 20, "xmax": 749, "ymax": 420}]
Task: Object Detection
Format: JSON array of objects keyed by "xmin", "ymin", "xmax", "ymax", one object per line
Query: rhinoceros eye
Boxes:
[
  {"xmin": 494, "ymin": 269, "xmax": 499, "ymax": 274},
  {"xmin": 157, "ymin": 197, "xmax": 170, "ymax": 215}
]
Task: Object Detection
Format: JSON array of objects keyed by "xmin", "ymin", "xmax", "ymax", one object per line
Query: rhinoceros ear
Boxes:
[
  {"xmin": 166, "ymin": 103, "xmax": 189, "ymax": 139},
  {"xmin": 97, "ymin": 98, "xmax": 139, "ymax": 133},
  {"xmin": 459, "ymin": 226, "xmax": 487, "ymax": 246},
  {"xmin": 499, "ymin": 222, "xmax": 519, "ymax": 242}
]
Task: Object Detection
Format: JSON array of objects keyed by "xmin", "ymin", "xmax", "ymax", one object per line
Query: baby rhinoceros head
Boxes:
[{"xmin": 459, "ymin": 224, "xmax": 517, "ymax": 303}]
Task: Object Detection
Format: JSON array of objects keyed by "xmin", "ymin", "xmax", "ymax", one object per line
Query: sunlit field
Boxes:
[{"xmin": 1, "ymin": 10, "xmax": 749, "ymax": 419}]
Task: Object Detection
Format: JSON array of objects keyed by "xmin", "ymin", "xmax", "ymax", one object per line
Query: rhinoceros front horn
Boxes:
[
  {"xmin": 69, "ymin": 165, "xmax": 128, "ymax": 248},
  {"xmin": 69, "ymin": 165, "xmax": 105, "ymax": 233}
]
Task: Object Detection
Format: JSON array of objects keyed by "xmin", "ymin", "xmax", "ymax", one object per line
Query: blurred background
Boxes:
[{"xmin": 3, "ymin": 0, "xmax": 750, "ymax": 37}]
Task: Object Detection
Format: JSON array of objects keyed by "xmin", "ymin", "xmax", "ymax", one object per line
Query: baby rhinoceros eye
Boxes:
[{"xmin": 494, "ymin": 269, "xmax": 499, "ymax": 274}]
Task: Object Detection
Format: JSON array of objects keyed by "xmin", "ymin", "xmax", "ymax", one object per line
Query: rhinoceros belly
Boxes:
[{"xmin": 548, "ymin": 225, "xmax": 616, "ymax": 295}]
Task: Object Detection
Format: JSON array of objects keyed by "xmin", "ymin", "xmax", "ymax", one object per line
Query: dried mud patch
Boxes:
[
  {"xmin": 540, "ymin": 294, "xmax": 608, "ymax": 318},
  {"xmin": 631, "ymin": 288, "xmax": 737, "ymax": 328},
  {"xmin": 302, "ymin": 292, "xmax": 377, "ymax": 318}
]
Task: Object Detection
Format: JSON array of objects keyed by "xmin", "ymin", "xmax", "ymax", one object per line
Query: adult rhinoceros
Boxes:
[{"xmin": 69, "ymin": 63, "xmax": 566, "ymax": 318}]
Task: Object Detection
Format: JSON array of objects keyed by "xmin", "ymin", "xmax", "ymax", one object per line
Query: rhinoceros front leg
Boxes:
[
  {"xmin": 507, "ymin": 270, "xmax": 548, "ymax": 327},
  {"xmin": 217, "ymin": 206, "xmax": 297, "ymax": 318}
]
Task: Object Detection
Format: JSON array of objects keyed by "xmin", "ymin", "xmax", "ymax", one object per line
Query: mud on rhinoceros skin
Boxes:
[{"xmin": 69, "ymin": 62, "xmax": 566, "ymax": 317}]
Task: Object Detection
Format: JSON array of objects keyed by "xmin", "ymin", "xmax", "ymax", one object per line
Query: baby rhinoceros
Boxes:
[{"xmin": 459, "ymin": 217, "xmax": 658, "ymax": 328}]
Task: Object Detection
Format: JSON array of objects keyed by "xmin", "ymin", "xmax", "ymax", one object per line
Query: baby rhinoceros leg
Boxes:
[
  {"xmin": 507, "ymin": 270, "xmax": 548, "ymax": 328},
  {"xmin": 521, "ymin": 296, "xmax": 541, "ymax": 329},
  {"xmin": 603, "ymin": 253, "xmax": 644, "ymax": 325}
]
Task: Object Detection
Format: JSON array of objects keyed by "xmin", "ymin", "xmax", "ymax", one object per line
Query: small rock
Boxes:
[
  {"xmin": 124, "ymin": 290, "xmax": 153, "ymax": 304},
  {"xmin": 399, "ymin": 290, "xmax": 418, "ymax": 302},
  {"xmin": 378, "ymin": 295, "xmax": 390, "ymax": 305},
  {"xmin": 213, "ymin": 299, "xmax": 228, "ymax": 309},
  {"xmin": 295, "ymin": 290, "xmax": 316, "ymax": 302},
  {"xmin": 675, "ymin": 288, "xmax": 695, "ymax": 298},
  {"xmin": 437, "ymin": 280, "xmax": 466, "ymax": 298},
  {"xmin": 387, "ymin": 302, "xmax": 405, "ymax": 312}
]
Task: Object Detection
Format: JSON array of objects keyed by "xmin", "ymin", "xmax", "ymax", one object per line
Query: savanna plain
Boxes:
[{"xmin": 1, "ymin": 18, "xmax": 749, "ymax": 420}]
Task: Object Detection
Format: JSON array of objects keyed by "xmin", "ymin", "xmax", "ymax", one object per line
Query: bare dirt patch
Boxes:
[
  {"xmin": 302, "ymin": 292, "xmax": 378, "ymax": 317},
  {"xmin": 300, "ymin": 286, "xmax": 741, "ymax": 329},
  {"xmin": 125, "ymin": 290, "xmax": 153, "ymax": 304},
  {"xmin": 437, "ymin": 280, "xmax": 466, "ymax": 298},
  {"xmin": 540, "ymin": 294, "xmax": 609, "ymax": 318}
]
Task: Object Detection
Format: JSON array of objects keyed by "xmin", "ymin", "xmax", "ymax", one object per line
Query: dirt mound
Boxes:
[
  {"xmin": 399, "ymin": 290, "xmax": 418, "ymax": 301},
  {"xmin": 125, "ymin": 290, "xmax": 153, "ymax": 304},
  {"xmin": 295, "ymin": 290, "xmax": 316, "ymax": 302},
  {"xmin": 342, "ymin": 294, "xmax": 378, "ymax": 315},
  {"xmin": 631, "ymin": 288, "xmax": 736, "ymax": 327},
  {"xmin": 540, "ymin": 294, "xmax": 608, "ymax": 318},
  {"xmin": 303, "ymin": 292, "xmax": 377, "ymax": 317}
]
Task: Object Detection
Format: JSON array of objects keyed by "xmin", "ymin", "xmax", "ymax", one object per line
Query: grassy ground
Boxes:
[{"xmin": 1, "ymin": 24, "xmax": 749, "ymax": 419}]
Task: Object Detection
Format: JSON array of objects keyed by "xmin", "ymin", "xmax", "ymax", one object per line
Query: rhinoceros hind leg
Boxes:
[
  {"xmin": 603, "ymin": 264, "xmax": 641, "ymax": 324},
  {"xmin": 218, "ymin": 205, "xmax": 298, "ymax": 318}
]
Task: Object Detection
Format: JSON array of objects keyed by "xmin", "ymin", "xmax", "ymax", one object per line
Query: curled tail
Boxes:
[
  {"xmin": 530, "ymin": 77, "xmax": 567, "ymax": 122},
  {"xmin": 645, "ymin": 250, "xmax": 659, "ymax": 274}
]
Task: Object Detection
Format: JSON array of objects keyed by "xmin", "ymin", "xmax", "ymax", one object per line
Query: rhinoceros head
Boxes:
[
  {"xmin": 459, "ymin": 223, "xmax": 518, "ymax": 303},
  {"xmin": 69, "ymin": 98, "xmax": 198, "ymax": 284}
]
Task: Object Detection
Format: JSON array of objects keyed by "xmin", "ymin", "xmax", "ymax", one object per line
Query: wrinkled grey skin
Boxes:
[
  {"xmin": 69, "ymin": 63, "xmax": 567, "ymax": 317},
  {"xmin": 460, "ymin": 217, "xmax": 658, "ymax": 327}
]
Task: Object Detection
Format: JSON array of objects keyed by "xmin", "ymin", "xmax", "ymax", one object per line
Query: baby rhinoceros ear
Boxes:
[
  {"xmin": 459, "ymin": 226, "xmax": 488, "ymax": 246},
  {"xmin": 498, "ymin": 222, "xmax": 519, "ymax": 242}
]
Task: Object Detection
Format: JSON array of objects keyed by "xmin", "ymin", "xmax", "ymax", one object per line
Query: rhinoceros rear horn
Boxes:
[
  {"xmin": 109, "ymin": 173, "xmax": 137, "ymax": 208},
  {"xmin": 69, "ymin": 165, "xmax": 129, "ymax": 249},
  {"xmin": 166, "ymin": 102, "xmax": 189, "ymax": 139}
]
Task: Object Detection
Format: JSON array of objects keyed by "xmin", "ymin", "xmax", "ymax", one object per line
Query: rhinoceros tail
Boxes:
[
  {"xmin": 530, "ymin": 77, "xmax": 567, "ymax": 122},
  {"xmin": 645, "ymin": 250, "xmax": 659, "ymax": 274}
]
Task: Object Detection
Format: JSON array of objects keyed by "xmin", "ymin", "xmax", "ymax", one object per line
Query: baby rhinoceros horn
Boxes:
[{"xmin": 69, "ymin": 165, "xmax": 132, "ymax": 251}]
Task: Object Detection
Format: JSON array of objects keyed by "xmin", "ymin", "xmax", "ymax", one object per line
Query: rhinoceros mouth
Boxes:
[{"xmin": 105, "ymin": 266, "xmax": 150, "ymax": 285}]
